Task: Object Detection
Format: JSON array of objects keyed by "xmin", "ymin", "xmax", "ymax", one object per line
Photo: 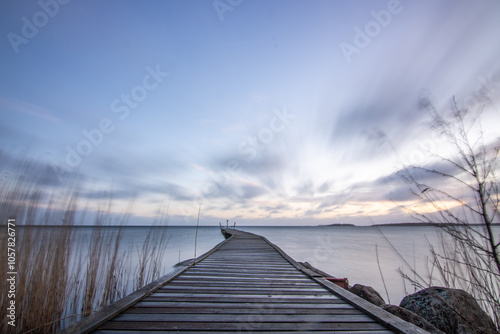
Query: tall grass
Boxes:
[
  {"xmin": 133, "ymin": 202, "xmax": 171, "ymax": 291},
  {"xmin": 395, "ymin": 102, "xmax": 500, "ymax": 331},
  {"xmin": 0, "ymin": 156, "xmax": 171, "ymax": 333},
  {"xmin": 398, "ymin": 228, "xmax": 500, "ymax": 330}
]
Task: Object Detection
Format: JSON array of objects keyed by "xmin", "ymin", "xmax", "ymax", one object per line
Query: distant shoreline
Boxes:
[
  {"xmin": 371, "ymin": 222, "xmax": 500, "ymax": 227},
  {"xmin": 3, "ymin": 223, "xmax": 499, "ymax": 227},
  {"xmin": 322, "ymin": 222, "xmax": 500, "ymax": 227}
]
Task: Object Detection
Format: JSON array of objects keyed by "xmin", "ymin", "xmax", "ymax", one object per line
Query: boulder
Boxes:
[
  {"xmin": 381, "ymin": 304, "xmax": 445, "ymax": 334},
  {"xmin": 400, "ymin": 287, "xmax": 498, "ymax": 334},
  {"xmin": 348, "ymin": 284, "xmax": 385, "ymax": 306}
]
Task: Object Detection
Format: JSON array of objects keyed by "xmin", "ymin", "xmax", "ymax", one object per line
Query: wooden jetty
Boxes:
[{"xmin": 61, "ymin": 229, "xmax": 429, "ymax": 333}]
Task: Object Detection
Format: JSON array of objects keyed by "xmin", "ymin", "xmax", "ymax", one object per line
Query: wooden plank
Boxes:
[
  {"xmin": 99, "ymin": 321, "xmax": 389, "ymax": 331},
  {"xmin": 185, "ymin": 269, "xmax": 303, "ymax": 275},
  {"xmin": 167, "ymin": 281, "xmax": 314, "ymax": 286},
  {"xmin": 173, "ymin": 279, "xmax": 315, "ymax": 284},
  {"xmin": 132, "ymin": 301, "xmax": 354, "ymax": 309},
  {"xmin": 171, "ymin": 276, "xmax": 312, "ymax": 283},
  {"xmin": 124, "ymin": 306, "xmax": 361, "ymax": 315},
  {"xmin": 176, "ymin": 267, "xmax": 301, "ymax": 272},
  {"xmin": 138, "ymin": 297, "xmax": 346, "ymax": 304},
  {"xmin": 187, "ymin": 262, "xmax": 295, "ymax": 267},
  {"xmin": 156, "ymin": 289, "xmax": 332, "ymax": 295},
  {"xmin": 192, "ymin": 260, "xmax": 293, "ymax": 264},
  {"xmin": 195, "ymin": 267, "xmax": 296, "ymax": 271},
  {"xmin": 199, "ymin": 264, "xmax": 293, "ymax": 267},
  {"xmin": 93, "ymin": 331, "xmax": 396, "ymax": 334},
  {"xmin": 158, "ymin": 288, "xmax": 330, "ymax": 294},
  {"xmin": 163, "ymin": 282, "xmax": 318, "ymax": 288},
  {"xmin": 159, "ymin": 286, "xmax": 329, "ymax": 292},
  {"xmin": 178, "ymin": 272, "xmax": 305, "ymax": 277},
  {"xmin": 207, "ymin": 257, "xmax": 285, "ymax": 260},
  {"xmin": 94, "ymin": 331, "xmax": 396, "ymax": 334},
  {"xmin": 110, "ymin": 313, "xmax": 376, "ymax": 323},
  {"xmin": 179, "ymin": 272, "xmax": 306, "ymax": 278},
  {"xmin": 150, "ymin": 293, "xmax": 337, "ymax": 298}
]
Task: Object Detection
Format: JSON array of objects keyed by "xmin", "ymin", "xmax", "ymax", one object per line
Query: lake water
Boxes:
[
  {"xmin": 241, "ymin": 225, "xmax": 442, "ymax": 304},
  {"xmin": 13, "ymin": 224, "xmax": 498, "ymax": 307}
]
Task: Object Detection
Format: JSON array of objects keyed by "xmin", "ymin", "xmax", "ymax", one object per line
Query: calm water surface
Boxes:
[{"xmin": 17, "ymin": 224, "xmax": 499, "ymax": 306}]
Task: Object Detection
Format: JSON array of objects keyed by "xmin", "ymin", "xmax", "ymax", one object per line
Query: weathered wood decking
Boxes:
[{"xmin": 61, "ymin": 229, "xmax": 429, "ymax": 334}]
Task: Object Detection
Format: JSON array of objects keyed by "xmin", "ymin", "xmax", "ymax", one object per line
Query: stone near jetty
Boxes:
[
  {"xmin": 348, "ymin": 284, "xmax": 385, "ymax": 306},
  {"xmin": 381, "ymin": 304, "xmax": 445, "ymax": 334},
  {"xmin": 400, "ymin": 287, "xmax": 498, "ymax": 334}
]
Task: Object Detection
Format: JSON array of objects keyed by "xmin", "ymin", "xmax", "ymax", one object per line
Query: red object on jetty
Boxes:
[{"xmin": 326, "ymin": 277, "xmax": 349, "ymax": 289}]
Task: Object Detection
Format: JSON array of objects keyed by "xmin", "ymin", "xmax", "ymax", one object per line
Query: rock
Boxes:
[
  {"xmin": 400, "ymin": 287, "xmax": 498, "ymax": 334},
  {"xmin": 348, "ymin": 284, "xmax": 385, "ymax": 306},
  {"xmin": 381, "ymin": 304, "xmax": 445, "ymax": 334}
]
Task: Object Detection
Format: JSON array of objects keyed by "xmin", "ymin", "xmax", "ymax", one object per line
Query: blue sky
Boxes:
[{"xmin": 1, "ymin": 0, "xmax": 499, "ymax": 225}]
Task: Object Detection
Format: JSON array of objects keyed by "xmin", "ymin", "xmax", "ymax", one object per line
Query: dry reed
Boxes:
[
  {"xmin": 0, "ymin": 156, "xmax": 171, "ymax": 333},
  {"xmin": 396, "ymin": 102, "xmax": 500, "ymax": 330}
]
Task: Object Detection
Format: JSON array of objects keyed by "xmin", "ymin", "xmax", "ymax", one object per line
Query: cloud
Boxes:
[
  {"xmin": 262, "ymin": 203, "xmax": 290, "ymax": 215},
  {"xmin": 328, "ymin": 87, "xmax": 428, "ymax": 165},
  {"xmin": 0, "ymin": 151, "xmax": 83, "ymax": 190},
  {"xmin": 221, "ymin": 122, "xmax": 247, "ymax": 133},
  {"xmin": 201, "ymin": 178, "xmax": 266, "ymax": 203},
  {"xmin": 79, "ymin": 180, "xmax": 194, "ymax": 202},
  {"xmin": 0, "ymin": 97, "xmax": 62, "ymax": 124},
  {"xmin": 188, "ymin": 162, "xmax": 205, "ymax": 171},
  {"xmin": 382, "ymin": 186, "xmax": 415, "ymax": 202},
  {"xmin": 80, "ymin": 188, "xmax": 137, "ymax": 200},
  {"xmin": 205, "ymin": 147, "xmax": 289, "ymax": 198},
  {"xmin": 365, "ymin": 158, "xmax": 479, "ymax": 203}
]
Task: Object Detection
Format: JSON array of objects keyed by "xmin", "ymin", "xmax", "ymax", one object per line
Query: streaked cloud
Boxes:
[{"xmin": 1, "ymin": 1, "xmax": 499, "ymax": 225}]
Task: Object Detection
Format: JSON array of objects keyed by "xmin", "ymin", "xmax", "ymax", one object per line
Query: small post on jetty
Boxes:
[{"xmin": 193, "ymin": 205, "xmax": 201, "ymax": 265}]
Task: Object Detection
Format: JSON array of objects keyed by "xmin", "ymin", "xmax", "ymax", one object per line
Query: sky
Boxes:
[{"xmin": 1, "ymin": 0, "xmax": 500, "ymax": 226}]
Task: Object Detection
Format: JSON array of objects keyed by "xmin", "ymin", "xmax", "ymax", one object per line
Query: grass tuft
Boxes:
[{"xmin": 0, "ymin": 155, "xmax": 171, "ymax": 333}]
